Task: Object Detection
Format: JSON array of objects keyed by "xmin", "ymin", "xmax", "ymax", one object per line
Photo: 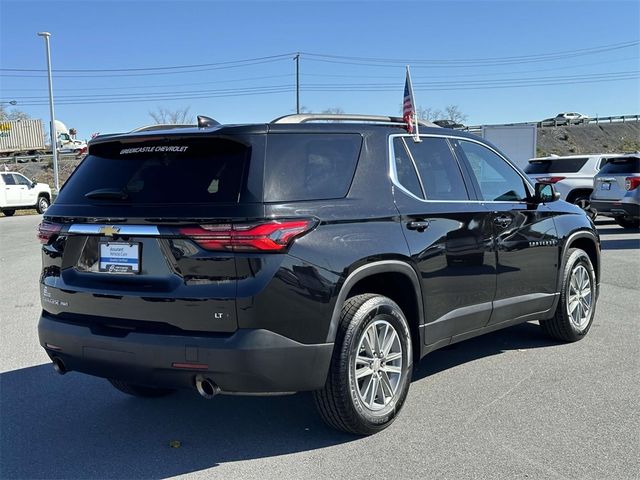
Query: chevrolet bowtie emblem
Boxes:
[{"xmin": 99, "ymin": 226, "xmax": 121, "ymax": 237}]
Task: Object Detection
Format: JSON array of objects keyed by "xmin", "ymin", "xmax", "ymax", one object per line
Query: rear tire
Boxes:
[
  {"xmin": 313, "ymin": 294, "xmax": 413, "ymax": 435},
  {"xmin": 108, "ymin": 379, "xmax": 176, "ymax": 398},
  {"xmin": 540, "ymin": 248, "xmax": 596, "ymax": 342},
  {"xmin": 2, "ymin": 210, "xmax": 15, "ymax": 217},
  {"xmin": 571, "ymin": 194, "xmax": 591, "ymax": 212},
  {"xmin": 36, "ymin": 195, "xmax": 50, "ymax": 214},
  {"xmin": 615, "ymin": 217, "xmax": 640, "ymax": 230}
]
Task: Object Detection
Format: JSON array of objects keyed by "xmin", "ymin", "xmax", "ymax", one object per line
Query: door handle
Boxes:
[
  {"xmin": 494, "ymin": 215, "xmax": 512, "ymax": 227},
  {"xmin": 407, "ymin": 220, "xmax": 430, "ymax": 232}
]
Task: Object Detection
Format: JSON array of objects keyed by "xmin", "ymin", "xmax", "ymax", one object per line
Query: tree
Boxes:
[
  {"xmin": 416, "ymin": 106, "xmax": 443, "ymax": 121},
  {"xmin": 148, "ymin": 106, "xmax": 194, "ymax": 124},
  {"xmin": 443, "ymin": 105, "xmax": 468, "ymax": 124},
  {"xmin": 0, "ymin": 105, "xmax": 31, "ymax": 121},
  {"xmin": 321, "ymin": 107, "xmax": 345, "ymax": 114}
]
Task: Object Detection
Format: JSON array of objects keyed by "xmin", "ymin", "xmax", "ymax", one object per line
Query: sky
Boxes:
[{"xmin": 1, "ymin": 0, "xmax": 639, "ymax": 140}]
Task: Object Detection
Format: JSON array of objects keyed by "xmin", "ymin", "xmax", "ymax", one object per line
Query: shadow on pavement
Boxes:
[
  {"xmin": 413, "ymin": 321, "xmax": 560, "ymax": 381},
  {"xmin": 0, "ymin": 365, "xmax": 352, "ymax": 479},
  {"xmin": 1, "ymin": 322, "xmax": 558, "ymax": 479},
  {"xmin": 600, "ymin": 238, "xmax": 640, "ymax": 250}
]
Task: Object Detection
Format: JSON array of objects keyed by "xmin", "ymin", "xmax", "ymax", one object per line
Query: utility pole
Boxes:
[
  {"xmin": 295, "ymin": 53, "xmax": 300, "ymax": 114},
  {"xmin": 37, "ymin": 31, "xmax": 59, "ymax": 194}
]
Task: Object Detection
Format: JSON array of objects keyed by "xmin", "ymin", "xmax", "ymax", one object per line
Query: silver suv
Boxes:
[
  {"xmin": 590, "ymin": 154, "xmax": 640, "ymax": 229},
  {"xmin": 524, "ymin": 154, "xmax": 623, "ymax": 215}
]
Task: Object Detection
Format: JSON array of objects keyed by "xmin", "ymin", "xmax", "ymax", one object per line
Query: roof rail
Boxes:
[
  {"xmin": 129, "ymin": 124, "xmax": 195, "ymax": 133},
  {"xmin": 271, "ymin": 113, "xmax": 438, "ymax": 128}
]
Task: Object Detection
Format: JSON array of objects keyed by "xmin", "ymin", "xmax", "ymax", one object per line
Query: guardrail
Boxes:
[
  {"xmin": 466, "ymin": 114, "xmax": 639, "ymax": 131},
  {"xmin": 0, "ymin": 153, "xmax": 84, "ymax": 165}
]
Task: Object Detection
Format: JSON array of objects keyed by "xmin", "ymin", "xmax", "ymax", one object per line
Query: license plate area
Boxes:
[
  {"xmin": 99, "ymin": 242, "xmax": 140, "ymax": 274},
  {"xmin": 600, "ymin": 182, "xmax": 611, "ymax": 190}
]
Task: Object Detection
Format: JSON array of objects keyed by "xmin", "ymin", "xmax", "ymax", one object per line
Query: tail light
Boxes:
[
  {"xmin": 625, "ymin": 177, "xmax": 640, "ymax": 191},
  {"xmin": 37, "ymin": 221, "xmax": 62, "ymax": 244},
  {"xmin": 179, "ymin": 220, "xmax": 315, "ymax": 252},
  {"xmin": 537, "ymin": 176, "xmax": 565, "ymax": 184}
]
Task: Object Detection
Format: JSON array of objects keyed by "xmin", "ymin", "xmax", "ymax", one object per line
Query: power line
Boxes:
[
  {"xmin": 301, "ymin": 40, "xmax": 639, "ymax": 67},
  {"xmin": 1, "ymin": 74, "xmax": 295, "ymax": 92},
  {"xmin": 0, "ymin": 57, "xmax": 292, "ymax": 78},
  {"xmin": 0, "ymin": 53, "xmax": 296, "ymax": 73},
  {"xmin": 9, "ymin": 72, "xmax": 637, "ymax": 106}
]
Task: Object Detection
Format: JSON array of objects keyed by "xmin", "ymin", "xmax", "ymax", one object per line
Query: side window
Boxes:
[
  {"xmin": 2, "ymin": 174, "xmax": 16, "ymax": 185},
  {"xmin": 13, "ymin": 174, "xmax": 31, "ymax": 186},
  {"xmin": 392, "ymin": 137, "xmax": 423, "ymax": 199},
  {"xmin": 458, "ymin": 140, "xmax": 528, "ymax": 202},
  {"xmin": 406, "ymin": 137, "xmax": 469, "ymax": 200}
]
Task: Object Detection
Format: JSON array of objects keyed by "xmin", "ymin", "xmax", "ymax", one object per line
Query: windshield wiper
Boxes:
[{"xmin": 85, "ymin": 188, "xmax": 129, "ymax": 201}]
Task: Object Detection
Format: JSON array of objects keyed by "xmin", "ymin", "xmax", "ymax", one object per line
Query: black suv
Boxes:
[{"xmin": 38, "ymin": 114, "xmax": 600, "ymax": 435}]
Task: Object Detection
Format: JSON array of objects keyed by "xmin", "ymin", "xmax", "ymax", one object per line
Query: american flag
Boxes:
[{"xmin": 403, "ymin": 66, "xmax": 416, "ymax": 133}]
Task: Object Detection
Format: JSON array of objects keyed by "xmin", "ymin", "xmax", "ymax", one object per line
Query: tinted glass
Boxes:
[
  {"xmin": 264, "ymin": 134, "xmax": 362, "ymax": 202},
  {"xmin": 459, "ymin": 140, "xmax": 528, "ymax": 202},
  {"xmin": 393, "ymin": 137, "xmax": 423, "ymax": 198},
  {"xmin": 525, "ymin": 157, "xmax": 589, "ymax": 174},
  {"xmin": 599, "ymin": 156, "xmax": 640, "ymax": 174},
  {"xmin": 13, "ymin": 174, "xmax": 31, "ymax": 186},
  {"xmin": 2, "ymin": 173, "xmax": 16, "ymax": 185},
  {"xmin": 406, "ymin": 137, "xmax": 468, "ymax": 200},
  {"xmin": 56, "ymin": 138, "xmax": 249, "ymax": 205}
]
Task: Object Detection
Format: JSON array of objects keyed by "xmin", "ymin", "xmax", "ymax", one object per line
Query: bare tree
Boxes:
[
  {"xmin": 321, "ymin": 107, "xmax": 345, "ymax": 114},
  {"xmin": 0, "ymin": 105, "xmax": 30, "ymax": 121},
  {"xmin": 148, "ymin": 106, "xmax": 194, "ymax": 124},
  {"xmin": 443, "ymin": 105, "xmax": 468, "ymax": 123},
  {"xmin": 416, "ymin": 106, "xmax": 443, "ymax": 121}
]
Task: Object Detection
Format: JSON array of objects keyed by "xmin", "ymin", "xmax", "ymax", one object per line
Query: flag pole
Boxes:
[{"xmin": 406, "ymin": 65, "xmax": 420, "ymax": 142}]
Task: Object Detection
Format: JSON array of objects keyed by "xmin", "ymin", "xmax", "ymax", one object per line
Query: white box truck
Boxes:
[
  {"xmin": 481, "ymin": 125, "xmax": 537, "ymax": 170},
  {"xmin": 0, "ymin": 119, "xmax": 46, "ymax": 156}
]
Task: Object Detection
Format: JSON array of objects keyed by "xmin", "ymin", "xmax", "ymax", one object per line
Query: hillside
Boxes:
[{"xmin": 536, "ymin": 121, "xmax": 640, "ymax": 157}]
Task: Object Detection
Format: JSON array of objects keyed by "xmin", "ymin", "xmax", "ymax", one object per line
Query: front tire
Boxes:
[
  {"xmin": 313, "ymin": 294, "xmax": 413, "ymax": 435},
  {"xmin": 2, "ymin": 209, "xmax": 15, "ymax": 217},
  {"xmin": 540, "ymin": 248, "xmax": 596, "ymax": 342},
  {"xmin": 108, "ymin": 379, "xmax": 176, "ymax": 398}
]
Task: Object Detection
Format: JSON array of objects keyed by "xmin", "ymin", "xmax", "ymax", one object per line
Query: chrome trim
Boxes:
[
  {"xmin": 388, "ymin": 133, "xmax": 535, "ymax": 204},
  {"xmin": 68, "ymin": 224, "xmax": 160, "ymax": 236}
]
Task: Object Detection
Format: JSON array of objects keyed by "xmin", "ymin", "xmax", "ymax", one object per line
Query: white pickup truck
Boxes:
[{"xmin": 1, "ymin": 171, "xmax": 51, "ymax": 216}]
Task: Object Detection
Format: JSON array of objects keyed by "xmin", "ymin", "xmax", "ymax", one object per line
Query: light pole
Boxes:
[{"xmin": 37, "ymin": 31, "xmax": 59, "ymax": 193}]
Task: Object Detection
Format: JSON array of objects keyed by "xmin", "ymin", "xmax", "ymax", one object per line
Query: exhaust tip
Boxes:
[
  {"xmin": 52, "ymin": 357, "xmax": 67, "ymax": 375},
  {"xmin": 195, "ymin": 375, "xmax": 220, "ymax": 399}
]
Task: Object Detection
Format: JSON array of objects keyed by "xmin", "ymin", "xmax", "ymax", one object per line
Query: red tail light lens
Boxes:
[
  {"xmin": 179, "ymin": 220, "xmax": 315, "ymax": 252},
  {"xmin": 37, "ymin": 221, "xmax": 62, "ymax": 244},
  {"xmin": 537, "ymin": 176, "xmax": 565, "ymax": 184},
  {"xmin": 625, "ymin": 177, "xmax": 640, "ymax": 191}
]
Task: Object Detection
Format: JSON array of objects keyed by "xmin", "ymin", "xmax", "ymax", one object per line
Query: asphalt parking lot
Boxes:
[{"xmin": 1, "ymin": 214, "xmax": 638, "ymax": 480}]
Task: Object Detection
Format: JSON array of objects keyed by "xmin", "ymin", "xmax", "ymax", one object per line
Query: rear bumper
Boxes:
[
  {"xmin": 38, "ymin": 313, "xmax": 333, "ymax": 393},
  {"xmin": 591, "ymin": 200, "xmax": 640, "ymax": 219}
]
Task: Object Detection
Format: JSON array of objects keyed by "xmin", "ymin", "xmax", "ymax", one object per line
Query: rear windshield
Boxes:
[
  {"xmin": 264, "ymin": 133, "xmax": 362, "ymax": 202},
  {"xmin": 599, "ymin": 156, "xmax": 640, "ymax": 174},
  {"xmin": 56, "ymin": 137, "xmax": 249, "ymax": 205},
  {"xmin": 525, "ymin": 157, "xmax": 588, "ymax": 174}
]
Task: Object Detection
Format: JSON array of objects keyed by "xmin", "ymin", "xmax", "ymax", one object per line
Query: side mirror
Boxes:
[
  {"xmin": 31, "ymin": 178, "xmax": 37, "ymax": 188},
  {"xmin": 534, "ymin": 182, "xmax": 560, "ymax": 203}
]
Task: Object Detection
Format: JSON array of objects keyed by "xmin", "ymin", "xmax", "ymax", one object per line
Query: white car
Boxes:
[
  {"xmin": 1, "ymin": 171, "xmax": 52, "ymax": 216},
  {"xmin": 541, "ymin": 112, "xmax": 590, "ymax": 126},
  {"xmin": 525, "ymin": 154, "xmax": 625, "ymax": 213}
]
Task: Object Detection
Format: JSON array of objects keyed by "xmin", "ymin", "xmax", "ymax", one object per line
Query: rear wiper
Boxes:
[{"xmin": 85, "ymin": 188, "xmax": 129, "ymax": 201}]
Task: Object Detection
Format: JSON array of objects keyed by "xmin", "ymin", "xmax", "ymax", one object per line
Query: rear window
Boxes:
[
  {"xmin": 56, "ymin": 138, "xmax": 249, "ymax": 205},
  {"xmin": 264, "ymin": 133, "xmax": 362, "ymax": 202},
  {"xmin": 599, "ymin": 156, "xmax": 640, "ymax": 174},
  {"xmin": 525, "ymin": 157, "xmax": 589, "ymax": 174}
]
